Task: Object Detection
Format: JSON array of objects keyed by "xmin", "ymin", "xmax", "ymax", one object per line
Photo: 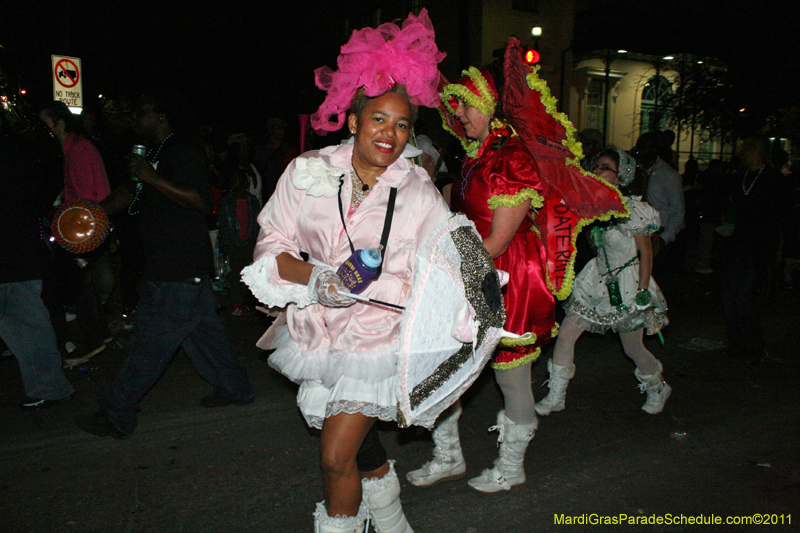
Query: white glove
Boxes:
[{"xmin": 308, "ymin": 265, "xmax": 356, "ymax": 307}]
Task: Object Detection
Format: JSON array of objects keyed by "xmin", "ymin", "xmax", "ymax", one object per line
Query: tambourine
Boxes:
[{"xmin": 50, "ymin": 198, "xmax": 111, "ymax": 254}]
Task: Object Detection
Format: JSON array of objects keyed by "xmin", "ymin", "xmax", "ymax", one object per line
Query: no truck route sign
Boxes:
[{"xmin": 51, "ymin": 55, "xmax": 83, "ymax": 111}]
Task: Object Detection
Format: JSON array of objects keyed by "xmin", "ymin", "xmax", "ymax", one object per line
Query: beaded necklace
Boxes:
[
  {"xmin": 148, "ymin": 132, "xmax": 174, "ymax": 167},
  {"xmin": 742, "ymin": 165, "xmax": 764, "ymax": 196},
  {"xmin": 459, "ymin": 129, "xmax": 505, "ymax": 198},
  {"xmin": 128, "ymin": 133, "xmax": 174, "ymax": 216},
  {"xmin": 350, "ymin": 168, "xmax": 372, "ymax": 207},
  {"xmin": 460, "ymin": 157, "xmax": 479, "ymax": 199}
]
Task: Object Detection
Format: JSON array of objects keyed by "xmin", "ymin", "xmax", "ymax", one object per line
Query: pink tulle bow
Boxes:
[{"xmin": 311, "ymin": 8, "xmax": 446, "ymax": 134}]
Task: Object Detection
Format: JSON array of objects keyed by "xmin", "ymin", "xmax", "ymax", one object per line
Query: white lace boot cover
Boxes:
[
  {"xmin": 362, "ymin": 461, "xmax": 413, "ymax": 533},
  {"xmin": 405, "ymin": 403, "xmax": 466, "ymax": 487},
  {"xmin": 634, "ymin": 360, "xmax": 672, "ymax": 414},
  {"xmin": 534, "ymin": 359, "xmax": 576, "ymax": 416},
  {"xmin": 313, "ymin": 500, "xmax": 368, "ymax": 533},
  {"xmin": 467, "ymin": 410, "xmax": 537, "ymax": 493}
]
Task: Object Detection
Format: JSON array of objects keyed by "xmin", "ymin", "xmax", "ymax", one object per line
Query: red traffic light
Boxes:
[{"xmin": 525, "ymin": 49, "xmax": 540, "ymax": 64}]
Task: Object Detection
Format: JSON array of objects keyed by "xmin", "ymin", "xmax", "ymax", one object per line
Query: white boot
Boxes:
[
  {"xmin": 634, "ymin": 361, "xmax": 672, "ymax": 414},
  {"xmin": 313, "ymin": 501, "xmax": 368, "ymax": 533},
  {"xmin": 406, "ymin": 403, "xmax": 466, "ymax": 487},
  {"xmin": 535, "ymin": 359, "xmax": 576, "ymax": 416},
  {"xmin": 362, "ymin": 461, "xmax": 413, "ymax": 533},
  {"xmin": 467, "ymin": 410, "xmax": 537, "ymax": 493}
]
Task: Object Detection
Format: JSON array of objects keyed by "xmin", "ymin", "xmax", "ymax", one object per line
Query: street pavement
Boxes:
[{"xmin": 1, "ymin": 268, "xmax": 798, "ymax": 532}]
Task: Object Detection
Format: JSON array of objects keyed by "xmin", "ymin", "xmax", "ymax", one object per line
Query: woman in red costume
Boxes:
[{"xmin": 407, "ymin": 65, "xmax": 553, "ymax": 493}]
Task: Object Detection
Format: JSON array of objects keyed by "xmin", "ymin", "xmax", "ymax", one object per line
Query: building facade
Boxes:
[{"xmin": 326, "ymin": 0, "xmax": 737, "ymax": 170}]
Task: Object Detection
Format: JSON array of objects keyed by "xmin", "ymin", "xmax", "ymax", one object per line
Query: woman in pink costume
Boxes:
[{"xmin": 242, "ymin": 10, "xmax": 446, "ymax": 533}]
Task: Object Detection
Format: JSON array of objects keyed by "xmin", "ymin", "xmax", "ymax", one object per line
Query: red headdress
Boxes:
[
  {"xmin": 439, "ymin": 37, "xmax": 630, "ymax": 299},
  {"xmin": 441, "ymin": 67, "xmax": 499, "ymax": 117},
  {"xmin": 311, "ymin": 9, "xmax": 446, "ymax": 134},
  {"xmin": 438, "ymin": 67, "xmax": 504, "ymax": 156}
]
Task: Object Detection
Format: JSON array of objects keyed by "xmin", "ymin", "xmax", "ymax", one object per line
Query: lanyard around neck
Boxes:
[{"xmin": 337, "ymin": 176, "xmax": 397, "ymax": 278}]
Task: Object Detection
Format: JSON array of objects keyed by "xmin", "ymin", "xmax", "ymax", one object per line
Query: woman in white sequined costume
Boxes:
[{"xmin": 536, "ymin": 148, "xmax": 672, "ymax": 416}]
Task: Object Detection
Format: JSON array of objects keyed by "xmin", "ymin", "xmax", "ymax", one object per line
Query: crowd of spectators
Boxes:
[{"xmin": 1, "ymin": 97, "xmax": 303, "ymax": 408}]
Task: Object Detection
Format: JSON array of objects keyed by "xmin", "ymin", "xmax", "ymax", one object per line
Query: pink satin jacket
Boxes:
[{"xmin": 246, "ymin": 142, "xmax": 450, "ymax": 379}]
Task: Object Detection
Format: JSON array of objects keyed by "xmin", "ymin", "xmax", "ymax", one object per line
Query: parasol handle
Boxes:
[{"xmin": 336, "ymin": 290, "xmax": 405, "ymax": 312}]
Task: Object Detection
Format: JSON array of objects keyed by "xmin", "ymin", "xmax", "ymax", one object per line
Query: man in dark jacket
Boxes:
[
  {"xmin": 722, "ymin": 136, "xmax": 792, "ymax": 363},
  {"xmin": 75, "ymin": 95, "xmax": 254, "ymax": 438}
]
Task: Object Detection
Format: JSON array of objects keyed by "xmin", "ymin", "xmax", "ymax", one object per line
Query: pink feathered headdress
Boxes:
[{"xmin": 311, "ymin": 8, "xmax": 446, "ymax": 134}]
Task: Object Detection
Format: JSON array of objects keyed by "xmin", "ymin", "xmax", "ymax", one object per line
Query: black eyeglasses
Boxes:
[{"xmin": 592, "ymin": 164, "xmax": 617, "ymax": 173}]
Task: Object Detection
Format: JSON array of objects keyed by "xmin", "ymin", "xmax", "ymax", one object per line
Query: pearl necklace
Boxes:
[
  {"xmin": 350, "ymin": 168, "xmax": 371, "ymax": 207},
  {"xmin": 147, "ymin": 132, "xmax": 174, "ymax": 167},
  {"xmin": 742, "ymin": 166, "xmax": 764, "ymax": 196},
  {"xmin": 128, "ymin": 133, "xmax": 174, "ymax": 216}
]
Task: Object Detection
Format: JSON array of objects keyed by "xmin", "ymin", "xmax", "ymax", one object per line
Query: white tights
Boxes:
[
  {"xmin": 494, "ymin": 362, "xmax": 537, "ymax": 424},
  {"xmin": 552, "ymin": 316, "xmax": 659, "ymax": 376}
]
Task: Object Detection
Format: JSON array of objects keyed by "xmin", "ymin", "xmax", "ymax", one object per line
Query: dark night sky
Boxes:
[
  {"xmin": 2, "ymin": 1, "xmax": 345, "ymax": 131},
  {"xmin": 574, "ymin": 0, "xmax": 800, "ymax": 121},
  {"xmin": 3, "ymin": 1, "xmax": 798, "ymax": 133}
]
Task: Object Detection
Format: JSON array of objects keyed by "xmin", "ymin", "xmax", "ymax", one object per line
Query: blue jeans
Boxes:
[
  {"xmin": 0, "ymin": 280, "xmax": 74, "ymax": 400},
  {"xmin": 98, "ymin": 278, "xmax": 254, "ymax": 435}
]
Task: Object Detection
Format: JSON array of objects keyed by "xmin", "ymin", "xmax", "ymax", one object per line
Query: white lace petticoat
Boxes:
[
  {"xmin": 296, "ymin": 375, "xmax": 400, "ymax": 429},
  {"xmin": 264, "ymin": 323, "xmax": 402, "ymax": 429}
]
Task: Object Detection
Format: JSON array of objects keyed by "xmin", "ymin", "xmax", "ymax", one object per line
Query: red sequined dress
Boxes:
[{"xmin": 451, "ymin": 130, "xmax": 555, "ymax": 369}]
